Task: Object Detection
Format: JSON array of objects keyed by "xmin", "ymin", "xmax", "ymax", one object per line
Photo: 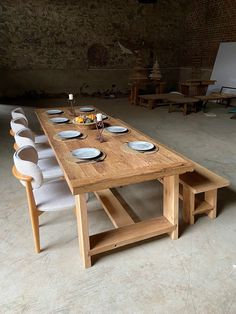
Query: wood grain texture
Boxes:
[
  {"xmin": 75, "ymin": 194, "xmax": 91, "ymax": 268},
  {"xmin": 94, "ymin": 189, "xmax": 135, "ymax": 228},
  {"xmin": 89, "ymin": 216, "xmax": 175, "ymax": 256},
  {"xmin": 163, "ymin": 175, "xmax": 179, "ymax": 239},
  {"xmin": 205, "ymin": 189, "xmax": 217, "ymax": 219},
  {"xmin": 180, "ymin": 163, "xmax": 229, "ymax": 194},
  {"xmin": 35, "ymin": 107, "xmax": 194, "ymax": 194}
]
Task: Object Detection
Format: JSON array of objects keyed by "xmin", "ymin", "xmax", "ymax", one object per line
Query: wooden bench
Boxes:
[
  {"xmin": 194, "ymin": 93, "xmax": 236, "ymax": 111},
  {"xmin": 179, "ymin": 163, "xmax": 229, "ymax": 224},
  {"xmin": 159, "ymin": 162, "xmax": 230, "ymax": 224}
]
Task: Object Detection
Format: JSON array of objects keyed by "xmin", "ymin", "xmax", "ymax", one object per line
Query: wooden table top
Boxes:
[
  {"xmin": 195, "ymin": 93, "xmax": 236, "ymax": 101},
  {"xmin": 139, "ymin": 93, "xmax": 183, "ymax": 100},
  {"xmin": 181, "ymin": 80, "xmax": 216, "ymax": 86},
  {"xmin": 139, "ymin": 94, "xmax": 199, "ymax": 103},
  {"xmin": 36, "ymin": 107, "xmax": 193, "ymax": 194},
  {"xmin": 165, "ymin": 96, "xmax": 199, "ymax": 103}
]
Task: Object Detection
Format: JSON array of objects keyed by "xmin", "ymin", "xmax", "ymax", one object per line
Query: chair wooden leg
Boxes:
[
  {"xmin": 183, "ymin": 186, "xmax": 195, "ymax": 225},
  {"xmin": 75, "ymin": 194, "xmax": 92, "ymax": 268},
  {"xmin": 30, "ymin": 210, "xmax": 40, "ymax": 253},
  {"xmin": 205, "ymin": 189, "xmax": 217, "ymax": 219},
  {"xmin": 26, "ymin": 182, "xmax": 40, "ymax": 253}
]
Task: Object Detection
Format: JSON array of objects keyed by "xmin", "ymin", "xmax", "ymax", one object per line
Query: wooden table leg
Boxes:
[
  {"xmin": 148, "ymin": 99, "xmax": 154, "ymax": 110},
  {"xmin": 134, "ymin": 86, "xmax": 139, "ymax": 105},
  {"xmin": 163, "ymin": 175, "xmax": 179, "ymax": 240},
  {"xmin": 139, "ymin": 97, "xmax": 142, "ymax": 106},
  {"xmin": 75, "ymin": 194, "xmax": 92, "ymax": 268},
  {"xmin": 183, "ymin": 103, "xmax": 187, "ymax": 115},
  {"xmin": 130, "ymin": 86, "xmax": 134, "ymax": 105}
]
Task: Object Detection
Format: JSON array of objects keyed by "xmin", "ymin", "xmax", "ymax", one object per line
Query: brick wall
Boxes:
[{"xmin": 181, "ymin": 0, "xmax": 236, "ymax": 70}]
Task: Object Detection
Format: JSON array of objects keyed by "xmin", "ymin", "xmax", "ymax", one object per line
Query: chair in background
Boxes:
[
  {"xmin": 11, "ymin": 107, "xmax": 48, "ymax": 144},
  {"xmin": 13, "ymin": 146, "xmax": 75, "ymax": 253},
  {"xmin": 14, "ymin": 127, "xmax": 55, "ymax": 159}
]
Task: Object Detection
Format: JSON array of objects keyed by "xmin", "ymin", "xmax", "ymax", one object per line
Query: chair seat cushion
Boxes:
[
  {"xmin": 36, "ymin": 143, "xmax": 55, "ymax": 159},
  {"xmin": 38, "ymin": 158, "xmax": 63, "ymax": 181},
  {"xmin": 34, "ymin": 180, "xmax": 75, "ymax": 211},
  {"xmin": 35, "ymin": 134, "xmax": 48, "ymax": 144}
]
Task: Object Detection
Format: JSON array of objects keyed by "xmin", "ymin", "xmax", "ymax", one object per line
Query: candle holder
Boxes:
[
  {"xmin": 68, "ymin": 93, "xmax": 76, "ymax": 117},
  {"xmin": 95, "ymin": 120, "xmax": 105, "ymax": 143},
  {"xmin": 68, "ymin": 99, "xmax": 76, "ymax": 117}
]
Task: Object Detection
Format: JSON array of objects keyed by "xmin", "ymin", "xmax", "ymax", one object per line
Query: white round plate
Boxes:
[
  {"xmin": 106, "ymin": 126, "xmax": 128, "ymax": 133},
  {"xmin": 127, "ymin": 141, "xmax": 155, "ymax": 151},
  {"xmin": 46, "ymin": 109, "xmax": 63, "ymax": 115},
  {"xmin": 72, "ymin": 147, "xmax": 101, "ymax": 160},
  {"xmin": 50, "ymin": 117, "xmax": 69, "ymax": 123},
  {"xmin": 57, "ymin": 130, "xmax": 81, "ymax": 139},
  {"xmin": 79, "ymin": 107, "xmax": 95, "ymax": 112}
]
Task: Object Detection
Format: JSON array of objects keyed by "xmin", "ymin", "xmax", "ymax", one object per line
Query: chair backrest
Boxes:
[
  {"xmin": 10, "ymin": 117, "xmax": 28, "ymax": 134},
  {"xmin": 13, "ymin": 146, "xmax": 42, "ymax": 189},
  {"xmin": 14, "ymin": 127, "xmax": 36, "ymax": 149},
  {"xmin": 169, "ymin": 91, "xmax": 184, "ymax": 96},
  {"xmin": 11, "ymin": 107, "xmax": 28, "ymax": 123}
]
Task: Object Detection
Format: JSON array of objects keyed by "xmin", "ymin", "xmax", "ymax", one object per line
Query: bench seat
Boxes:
[{"xmin": 179, "ymin": 163, "xmax": 229, "ymax": 194}]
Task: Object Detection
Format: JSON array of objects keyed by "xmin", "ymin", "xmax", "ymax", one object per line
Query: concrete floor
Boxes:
[{"xmin": 0, "ymin": 98, "xmax": 236, "ymax": 313}]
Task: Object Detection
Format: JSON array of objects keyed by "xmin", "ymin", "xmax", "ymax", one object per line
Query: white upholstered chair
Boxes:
[
  {"xmin": 10, "ymin": 117, "xmax": 28, "ymax": 135},
  {"xmin": 11, "ymin": 107, "xmax": 48, "ymax": 144},
  {"xmin": 14, "ymin": 143, "xmax": 63, "ymax": 181},
  {"xmin": 13, "ymin": 146, "xmax": 75, "ymax": 253},
  {"xmin": 11, "ymin": 107, "xmax": 29, "ymax": 122},
  {"xmin": 14, "ymin": 126, "xmax": 55, "ymax": 159}
]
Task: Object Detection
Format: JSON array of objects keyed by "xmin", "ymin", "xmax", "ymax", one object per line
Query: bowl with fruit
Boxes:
[{"xmin": 72, "ymin": 114, "xmax": 97, "ymax": 129}]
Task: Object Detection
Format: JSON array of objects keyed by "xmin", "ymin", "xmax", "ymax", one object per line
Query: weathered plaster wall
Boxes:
[{"xmin": 0, "ymin": 0, "xmax": 186, "ymax": 97}]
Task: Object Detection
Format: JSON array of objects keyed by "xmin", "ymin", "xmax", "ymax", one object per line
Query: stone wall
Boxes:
[
  {"xmin": 2, "ymin": 0, "xmax": 236, "ymax": 97},
  {"xmin": 0, "ymin": 0, "xmax": 186, "ymax": 97}
]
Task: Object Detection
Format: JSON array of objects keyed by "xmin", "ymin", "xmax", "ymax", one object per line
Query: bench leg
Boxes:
[
  {"xmin": 183, "ymin": 186, "xmax": 195, "ymax": 224},
  {"xmin": 205, "ymin": 189, "xmax": 217, "ymax": 219}
]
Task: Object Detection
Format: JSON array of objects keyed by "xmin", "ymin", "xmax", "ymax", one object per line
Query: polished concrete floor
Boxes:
[{"xmin": 0, "ymin": 98, "xmax": 236, "ymax": 313}]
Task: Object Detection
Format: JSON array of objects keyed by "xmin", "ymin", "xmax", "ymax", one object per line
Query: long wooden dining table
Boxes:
[{"xmin": 35, "ymin": 106, "xmax": 194, "ymax": 268}]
